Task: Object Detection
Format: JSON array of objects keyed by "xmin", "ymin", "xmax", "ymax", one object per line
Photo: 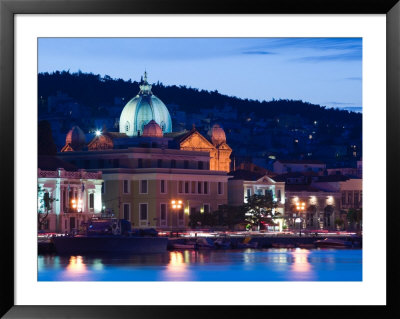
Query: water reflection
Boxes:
[
  {"xmin": 38, "ymin": 248, "xmax": 362, "ymax": 281},
  {"xmin": 291, "ymin": 249, "xmax": 311, "ymax": 273},
  {"xmin": 67, "ymin": 256, "xmax": 87, "ymax": 274}
]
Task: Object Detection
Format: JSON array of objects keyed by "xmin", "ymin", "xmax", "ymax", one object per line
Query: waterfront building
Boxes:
[
  {"xmin": 58, "ymin": 147, "xmax": 228, "ymax": 230},
  {"xmin": 58, "ymin": 72, "xmax": 231, "ymax": 229},
  {"xmin": 227, "ymin": 170, "xmax": 285, "ymax": 230},
  {"xmin": 311, "ymin": 175, "xmax": 362, "ymax": 212},
  {"xmin": 38, "ymin": 165, "xmax": 103, "ymax": 233},
  {"xmin": 274, "ymin": 172, "xmax": 341, "ymax": 230}
]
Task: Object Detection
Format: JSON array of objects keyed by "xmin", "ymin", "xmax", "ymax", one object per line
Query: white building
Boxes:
[
  {"xmin": 228, "ymin": 170, "xmax": 285, "ymax": 230},
  {"xmin": 38, "ymin": 168, "xmax": 103, "ymax": 233}
]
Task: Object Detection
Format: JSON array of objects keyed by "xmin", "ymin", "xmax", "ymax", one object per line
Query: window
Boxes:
[
  {"xmin": 178, "ymin": 209, "xmax": 184, "ymax": 221},
  {"xmin": 246, "ymin": 188, "xmax": 251, "ymax": 198},
  {"xmin": 178, "ymin": 181, "xmax": 183, "ymax": 193},
  {"xmin": 198, "ymin": 161, "xmax": 204, "ymax": 169},
  {"xmin": 347, "ymin": 191, "xmax": 353, "ymax": 205},
  {"xmin": 160, "ymin": 204, "xmax": 167, "ymax": 221},
  {"xmin": 160, "ymin": 180, "xmax": 166, "ymax": 193},
  {"xmin": 191, "ymin": 181, "xmax": 196, "ymax": 194},
  {"xmin": 123, "ymin": 180, "xmax": 129, "ymax": 194},
  {"xmin": 101, "ymin": 182, "xmax": 105, "ymax": 194},
  {"xmin": 264, "ymin": 189, "xmax": 273, "ymax": 197},
  {"xmin": 204, "ymin": 181, "xmax": 208, "ymax": 194},
  {"xmin": 203, "ymin": 204, "xmax": 210, "ymax": 214},
  {"xmin": 89, "ymin": 193, "xmax": 94, "ymax": 209},
  {"xmin": 123, "ymin": 203, "xmax": 130, "ymax": 220},
  {"xmin": 140, "ymin": 203, "xmax": 148, "ymax": 221},
  {"xmin": 185, "ymin": 181, "xmax": 189, "ymax": 194},
  {"xmin": 138, "ymin": 158, "xmax": 143, "ymax": 168},
  {"xmin": 112, "ymin": 158, "xmax": 119, "ymax": 168},
  {"xmin": 218, "ymin": 182, "xmax": 223, "ymax": 195},
  {"xmin": 98, "ymin": 159, "xmax": 104, "ymax": 168},
  {"xmin": 84, "ymin": 160, "xmax": 90, "ymax": 169},
  {"xmin": 198, "ymin": 182, "xmax": 202, "ymax": 194},
  {"xmin": 354, "ymin": 191, "xmax": 359, "ymax": 207},
  {"xmin": 140, "ymin": 180, "xmax": 148, "ymax": 194},
  {"xmin": 157, "ymin": 159, "xmax": 163, "ymax": 168},
  {"xmin": 184, "ymin": 160, "xmax": 189, "ymax": 169},
  {"xmin": 277, "ymin": 189, "xmax": 281, "ymax": 201},
  {"xmin": 171, "ymin": 160, "xmax": 176, "ymax": 168},
  {"xmin": 342, "ymin": 192, "xmax": 346, "ymax": 205}
]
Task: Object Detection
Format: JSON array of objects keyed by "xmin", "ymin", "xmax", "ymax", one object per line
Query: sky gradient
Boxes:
[{"xmin": 38, "ymin": 38, "xmax": 362, "ymax": 111}]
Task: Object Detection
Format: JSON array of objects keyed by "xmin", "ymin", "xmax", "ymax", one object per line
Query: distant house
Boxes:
[{"xmin": 273, "ymin": 160, "xmax": 326, "ymax": 174}]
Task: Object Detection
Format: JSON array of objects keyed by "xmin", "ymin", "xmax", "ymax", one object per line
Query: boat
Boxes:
[
  {"xmin": 271, "ymin": 243, "xmax": 295, "ymax": 248},
  {"xmin": 170, "ymin": 239, "xmax": 197, "ymax": 250},
  {"xmin": 297, "ymin": 243, "xmax": 316, "ymax": 249},
  {"xmin": 214, "ymin": 236, "xmax": 232, "ymax": 249},
  {"xmin": 195, "ymin": 237, "xmax": 215, "ymax": 249},
  {"xmin": 314, "ymin": 238, "xmax": 353, "ymax": 248},
  {"xmin": 51, "ymin": 218, "xmax": 168, "ymax": 254},
  {"xmin": 236, "ymin": 237, "xmax": 258, "ymax": 249}
]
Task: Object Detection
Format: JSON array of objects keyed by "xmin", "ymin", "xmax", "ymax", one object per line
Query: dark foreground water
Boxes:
[{"xmin": 38, "ymin": 248, "xmax": 362, "ymax": 281}]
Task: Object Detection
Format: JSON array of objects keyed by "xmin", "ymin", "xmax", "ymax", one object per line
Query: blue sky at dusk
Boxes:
[{"xmin": 38, "ymin": 38, "xmax": 362, "ymax": 111}]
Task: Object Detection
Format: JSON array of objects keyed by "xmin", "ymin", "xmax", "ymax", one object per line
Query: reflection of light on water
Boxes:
[
  {"xmin": 168, "ymin": 252, "xmax": 186, "ymax": 272},
  {"xmin": 92, "ymin": 258, "xmax": 104, "ymax": 271},
  {"xmin": 291, "ymin": 249, "xmax": 311, "ymax": 273},
  {"xmin": 66, "ymin": 256, "xmax": 87, "ymax": 274},
  {"xmin": 184, "ymin": 250, "xmax": 190, "ymax": 264},
  {"xmin": 163, "ymin": 251, "xmax": 191, "ymax": 280}
]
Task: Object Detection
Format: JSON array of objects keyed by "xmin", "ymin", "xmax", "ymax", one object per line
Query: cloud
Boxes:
[
  {"xmin": 326, "ymin": 101, "xmax": 357, "ymax": 105},
  {"xmin": 345, "ymin": 77, "xmax": 362, "ymax": 81},
  {"xmin": 294, "ymin": 52, "xmax": 361, "ymax": 63},
  {"xmin": 241, "ymin": 51, "xmax": 275, "ymax": 55}
]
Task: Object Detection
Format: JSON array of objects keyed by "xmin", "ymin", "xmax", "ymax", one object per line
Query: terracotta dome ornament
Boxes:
[
  {"xmin": 210, "ymin": 124, "xmax": 226, "ymax": 146},
  {"xmin": 142, "ymin": 120, "xmax": 163, "ymax": 138}
]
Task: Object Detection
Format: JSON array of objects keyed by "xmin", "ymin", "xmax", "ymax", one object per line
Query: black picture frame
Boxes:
[{"xmin": 1, "ymin": 0, "xmax": 399, "ymax": 318}]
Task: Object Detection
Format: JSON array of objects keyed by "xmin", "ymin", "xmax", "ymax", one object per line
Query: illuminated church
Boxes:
[{"xmin": 61, "ymin": 71, "xmax": 232, "ymax": 173}]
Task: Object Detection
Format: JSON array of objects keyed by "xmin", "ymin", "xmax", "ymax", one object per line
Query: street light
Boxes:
[
  {"xmin": 170, "ymin": 199, "xmax": 183, "ymax": 235},
  {"xmin": 295, "ymin": 201, "xmax": 306, "ymax": 237}
]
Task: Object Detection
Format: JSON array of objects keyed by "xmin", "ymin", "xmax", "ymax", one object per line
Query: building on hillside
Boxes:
[
  {"xmin": 273, "ymin": 159, "xmax": 326, "ymax": 174},
  {"xmin": 38, "ymin": 164, "xmax": 103, "ymax": 234},
  {"xmin": 228, "ymin": 170, "xmax": 285, "ymax": 230}
]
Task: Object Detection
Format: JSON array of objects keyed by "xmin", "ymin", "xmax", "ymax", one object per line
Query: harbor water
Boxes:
[{"xmin": 38, "ymin": 248, "xmax": 362, "ymax": 281}]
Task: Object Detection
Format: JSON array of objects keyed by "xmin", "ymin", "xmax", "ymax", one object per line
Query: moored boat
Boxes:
[
  {"xmin": 51, "ymin": 218, "xmax": 168, "ymax": 254},
  {"xmin": 271, "ymin": 243, "xmax": 295, "ymax": 248},
  {"xmin": 314, "ymin": 238, "xmax": 353, "ymax": 248}
]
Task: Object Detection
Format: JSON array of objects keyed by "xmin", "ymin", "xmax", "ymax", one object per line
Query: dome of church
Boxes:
[
  {"xmin": 142, "ymin": 120, "xmax": 163, "ymax": 137},
  {"xmin": 65, "ymin": 126, "xmax": 86, "ymax": 148},
  {"xmin": 210, "ymin": 124, "xmax": 226, "ymax": 146},
  {"xmin": 119, "ymin": 71, "xmax": 172, "ymax": 137}
]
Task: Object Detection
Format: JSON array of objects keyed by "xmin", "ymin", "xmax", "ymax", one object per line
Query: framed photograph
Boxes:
[{"xmin": 1, "ymin": 0, "xmax": 398, "ymax": 317}]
